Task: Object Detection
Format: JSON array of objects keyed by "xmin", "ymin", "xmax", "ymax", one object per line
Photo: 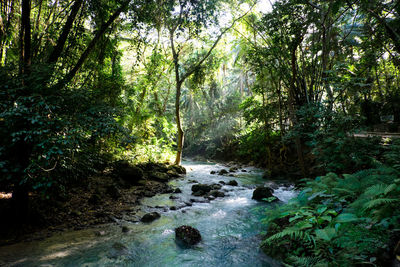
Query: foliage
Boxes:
[
  {"xmin": 0, "ymin": 67, "xmax": 130, "ymax": 196},
  {"xmin": 262, "ymin": 165, "xmax": 400, "ymax": 266}
]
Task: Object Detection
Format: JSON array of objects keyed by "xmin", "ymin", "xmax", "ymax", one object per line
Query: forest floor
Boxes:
[{"xmin": 0, "ymin": 162, "xmax": 185, "ymax": 247}]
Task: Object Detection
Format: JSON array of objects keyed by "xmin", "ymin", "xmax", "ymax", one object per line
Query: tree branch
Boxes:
[{"xmin": 180, "ymin": 4, "xmax": 255, "ymax": 82}]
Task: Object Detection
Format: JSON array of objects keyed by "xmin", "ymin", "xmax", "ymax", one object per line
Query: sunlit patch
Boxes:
[
  {"xmin": 212, "ymin": 210, "xmax": 226, "ymax": 218},
  {"xmin": 162, "ymin": 229, "xmax": 174, "ymax": 236},
  {"xmin": 225, "ymin": 197, "xmax": 248, "ymax": 205},
  {"xmin": 40, "ymin": 251, "xmax": 71, "ymax": 261},
  {"xmin": 0, "ymin": 192, "xmax": 12, "ymax": 199}
]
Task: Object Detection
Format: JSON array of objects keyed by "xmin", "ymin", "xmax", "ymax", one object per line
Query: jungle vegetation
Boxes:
[{"xmin": 1, "ymin": 0, "xmax": 400, "ymax": 265}]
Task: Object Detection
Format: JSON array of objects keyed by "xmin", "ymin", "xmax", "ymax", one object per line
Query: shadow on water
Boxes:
[{"xmin": 0, "ymin": 160, "xmax": 296, "ymax": 267}]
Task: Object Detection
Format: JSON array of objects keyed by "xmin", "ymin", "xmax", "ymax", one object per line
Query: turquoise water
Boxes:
[{"xmin": 0, "ymin": 161, "xmax": 296, "ymax": 267}]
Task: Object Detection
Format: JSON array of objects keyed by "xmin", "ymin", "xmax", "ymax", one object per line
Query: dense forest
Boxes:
[{"xmin": 1, "ymin": 0, "xmax": 400, "ymax": 266}]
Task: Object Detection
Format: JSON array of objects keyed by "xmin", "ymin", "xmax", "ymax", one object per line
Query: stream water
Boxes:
[{"xmin": 0, "ymin": 160, "xmax": 296, "ymax": 267}]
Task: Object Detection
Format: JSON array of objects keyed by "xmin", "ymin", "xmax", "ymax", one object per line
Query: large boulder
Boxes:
[
  {"xmin": 175, "ymin": 225, "xmax": 202, "ymax": 246},
  {"xmin": 140, "ymin": 212, "xmax": 161, "ymax": 223},
  {"xmin": 169, "ymin": 165, "xmax": 186, "ymax": 175},
  {"xmin": 115, "ymin": 161, "xmax": 144, "ymax": 185},
  {"xmin": 252, "ymin": 186, "xmax": 275, "ymax": 201},
  {"xmin": 167, "ymin": 169, "xmax": 180, "ymax": 178},
  {"xmin": 191, "ymin": 184, "xmax": 212, "ymax": 196},
  {"xmin": 149, "ymin": 171, "xmax": 170, "ymax": 182},
  {"xmin": 139, "ymin": 162, "xmax": 169, "ymax": 173}
]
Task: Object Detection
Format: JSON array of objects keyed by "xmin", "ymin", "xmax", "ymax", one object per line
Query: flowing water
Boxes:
[{"xmin": 0, "ymin": 161, "xmax": 296, "ymax": 267}]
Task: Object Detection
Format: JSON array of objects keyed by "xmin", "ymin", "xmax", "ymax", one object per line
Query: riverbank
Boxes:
[{"xmin": 0, "ymin": 161, "xmax": 186, "ymax": 247}]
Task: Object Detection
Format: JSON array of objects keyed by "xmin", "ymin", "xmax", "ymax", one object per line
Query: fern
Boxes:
[
  {"xmin": 363, "ymin": 184, "xmax": 386, "ymax": 197},
  {"xmin": 261, "ymin": 166, "xmax": 400, "ymax": 266},
  {"xmin": 384, "ymin": 184, "xmax": 397, "ymax": 195},
  {"xmin": 362, "ymin": 198, "xmax": 399, "ymax": 210},
  {"xmin": 266, "ymin": 228, "xmax": 309, "ymax": 243},
  {"xmin": 288, "ymin": 255, "xmax": 323, "ymax": 267}
]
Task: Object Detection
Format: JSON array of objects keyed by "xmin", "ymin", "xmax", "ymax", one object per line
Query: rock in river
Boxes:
[
  {"xmin": 175, "ymin": 225, "xmax": 202, "ymax": 246},
  {"xmin": 174, "ymin": 188, "xmax": 182, "ymax": 193},
  {"xmin": 209, "ymin": 190, "xmax": 225, "ymax": 198},
  {"xmin": 140, "ymin": 212, "xmax": 161, "ymax": 223},
  {"xmin": 191, "ymin": 184, "xmax": 212, "ymax": 196},
  {"xmin": 252, "ymin": 186, "xmax": 276, "ymax": 201},
  {"xmin": 227, "ymin": 180, "xmax": 238, "ymax": 186},
  {"xmin": 218, "ymin": 169, "xmax": 229, "ymax": 175}
]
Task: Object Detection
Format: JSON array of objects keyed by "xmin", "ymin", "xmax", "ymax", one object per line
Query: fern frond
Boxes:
[
  {"xmin": 362, "ymin": 198, "xmax": 399, "ymax": 210},
  {"xmin": 384, "ymin": 184, "xmax": 397, "ymax": 195},
  {"xmin": 363, "ymin": 184, "xmax": 386, "ymax": 197},
  {"xmin": 288, "ymin": 255, "xmax": 321, "ymax": 267},
  {"xmin": 266, "ymin": 228, "xmax": 308, "ymax": 243}
]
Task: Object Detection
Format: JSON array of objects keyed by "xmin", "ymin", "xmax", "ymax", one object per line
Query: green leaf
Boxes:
[
  {"xmin": 320, "ymin": 215, "xmax": 332, "ymax": 222},
  {"xmin": 315, "ymin": 227, "xmax": 336, "ymax": 241},
  {"xmin": 335, "ymin": 213, "xmax": 358, "ymax": 223},
  {"xmin": 317, "ymin": 206, "xmax": 327, "ymax": 214}
]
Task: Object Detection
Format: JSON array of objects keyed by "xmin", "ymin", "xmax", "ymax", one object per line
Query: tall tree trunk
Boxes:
[
  {"xmin": 175, "ymin": 81, "xmax": 184, "ymax": 165},
  {"xmin": 47, "ymin": 0, "xmax": 83, "ymax": 65},
  {"xmin": 289, "ymin": 41, "xmax": 306, "ymax": 176},
  {"xmin": 170, "ymin": 29, "xmax": 184, "ymax": 165},
  {"xmin": 20, "ymin": 0, "xmax": 31, "ymax": 76},
  {"xmin": 14, "ymin": 0, "xmax": 33, "ymax": 222}
]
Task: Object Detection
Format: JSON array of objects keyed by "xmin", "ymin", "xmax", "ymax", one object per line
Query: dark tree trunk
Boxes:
[{"xmin": 47, "ymin": 0, "xmax": 83, "ymax": 65}]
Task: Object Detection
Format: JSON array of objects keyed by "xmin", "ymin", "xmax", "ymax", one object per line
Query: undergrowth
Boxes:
[{"xmin": 262, "ymin": 140, "xmax": 400, "ymax": 266}]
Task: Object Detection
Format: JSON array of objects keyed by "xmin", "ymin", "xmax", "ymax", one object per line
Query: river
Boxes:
[{"xmin": 0, "ymin": 160, "xmax": 296, "ymax": 267}]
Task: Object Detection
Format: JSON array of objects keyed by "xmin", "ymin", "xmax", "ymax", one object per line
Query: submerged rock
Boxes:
[
  {"xmin": 219, "ymin": 181, "xmax": 226, "ymax": 185},
  {"xmin": 140, "ymin": 212, "xmax": 161, "ymax": 223},
  {"xmin": 109, "ymin": 242, "xmax": 129, "ymax": 258},
  {"xmin": 252, "ymin": 186, "xmax": 276, "ymax": 201},
  {"xmin": 175, "ymin": 225, "xmax": 202, "ymax": 246},
  {"xmin": 210, "ymin": 170, "xmax": 216, "ymax": 174},
  {"xmin": 227, "ymin": 180, "xmax": 238, "ymax": 186}
]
